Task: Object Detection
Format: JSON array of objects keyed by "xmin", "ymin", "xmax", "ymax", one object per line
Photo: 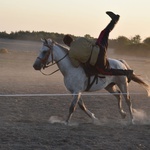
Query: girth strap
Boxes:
[{"xmin": 85, "ymin": 75, "xmax": 105, "ymax": 91}]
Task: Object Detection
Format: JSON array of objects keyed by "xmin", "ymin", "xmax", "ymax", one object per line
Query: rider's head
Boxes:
[{"xmin": 63, "ymin": 34, "xmax": 73, "ymax": 47}]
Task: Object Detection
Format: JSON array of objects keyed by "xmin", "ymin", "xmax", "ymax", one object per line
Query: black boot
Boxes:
[
  {"xmin": 106, "ymin": 69, "xmax": 133, "ymax": 82},
  {"xmin": 105, "ymin": 11, "xmax": 120, "ymax": 32},
  {"xmin": 106, "ymin": 11, "xmax": 120, "ymax": 22}
]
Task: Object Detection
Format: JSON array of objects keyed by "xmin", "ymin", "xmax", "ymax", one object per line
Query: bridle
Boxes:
[
  {"xmin": 37, "ymin": 40, "xmax": 54, "ymax": 69},
  {"xmin": 37, "ymin": 39, "xmax": 68, "ymax": 76}
]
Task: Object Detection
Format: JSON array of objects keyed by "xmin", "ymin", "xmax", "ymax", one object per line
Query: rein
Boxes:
[
  {"xmin": 40, "ymin": 68, "xmax": 60, "ymax": 76},
  {"xmin": 43, "ymin": 52, "xmax": 68, "ymax": 68},
  {"xmin": 38, "ymin": 40, "xmax": 68, "ymax": 76}
]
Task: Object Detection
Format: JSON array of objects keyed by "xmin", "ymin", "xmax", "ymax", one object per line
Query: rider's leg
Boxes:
[
  {"xmin": 96, "ymin": 67, "xmax": 133, "ymax": 82},
  {"xmin": 96, "ymin": 11, "xmax": 120, "ymax": 49},
  {"xmin": 95, "ymin": 11, "xmax": 120, "ymax": 69},
  {"xmin": 95, "ymin": 12, "xmax": 133, "ymax": 81}
]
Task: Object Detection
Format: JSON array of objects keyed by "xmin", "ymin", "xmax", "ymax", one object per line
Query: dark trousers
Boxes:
[
  {"xmin": 95, "ymin": 20, "xmax": 116, "ymax": 70},
  {"xmin": 94, "ymin": 20, "xmax": 133, "ymax": 78}
]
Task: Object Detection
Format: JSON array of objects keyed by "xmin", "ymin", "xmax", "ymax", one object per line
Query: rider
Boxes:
[{"xmin": 63, "ymin": 11, "xmax": 133, "ymax": 81}]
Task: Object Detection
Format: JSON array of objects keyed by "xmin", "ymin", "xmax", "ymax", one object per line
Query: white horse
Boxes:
[{"xmin": 33, "ymin": 39, "xmax": 150, "ymax": 124}]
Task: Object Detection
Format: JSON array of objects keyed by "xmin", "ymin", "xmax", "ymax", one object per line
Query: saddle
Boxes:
[{"xmin": 81, "ymin": 63, "xmax": 106, "ymax": 91}]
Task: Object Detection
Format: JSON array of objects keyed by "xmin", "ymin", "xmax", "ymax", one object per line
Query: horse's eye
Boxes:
[{"xmin": 42, "ymin": 51, "xmax": 47, "ymax": 54}]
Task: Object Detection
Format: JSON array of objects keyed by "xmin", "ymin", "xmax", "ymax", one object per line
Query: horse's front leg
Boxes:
[
  {"xmin": 78, "ymin": 97, "xmax": 99, "ymax": 121},
  {"xmin": 66, "ymin": 92, "xmax": 81, "ymax": 124}
]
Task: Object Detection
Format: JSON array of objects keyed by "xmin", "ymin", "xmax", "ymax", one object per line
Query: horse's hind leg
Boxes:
[
  {"xmin": 118, "ymin": 83, "xmax": 134, "ymax": 123},
  {"xmin": 78, "ymin": 97, "xmax": 98, "ymax": 121},
  {"xmin": 105, "ymin": 83, "xmax": 126, "ymax": 119}
]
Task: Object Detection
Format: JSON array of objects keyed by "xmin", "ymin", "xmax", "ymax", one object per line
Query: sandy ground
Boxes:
[{"xmin": 0, "ymin": 38, "xmax": 150, "ymax": 150}]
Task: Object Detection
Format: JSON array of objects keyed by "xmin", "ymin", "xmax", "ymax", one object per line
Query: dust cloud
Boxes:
[{"xmin": 133, "ymin": 109, "xmax": 150, "ymax": 125}]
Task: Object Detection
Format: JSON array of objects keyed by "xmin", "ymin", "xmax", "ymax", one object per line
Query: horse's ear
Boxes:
[
  {"xmin": 41, "ymin": 38, "xmax": 48, "ymax": 44},
  {"xmin": 44, "ymin": 38, "xmax": 48, "ymax": 44},
  {"xmin": 41, "ymin": 38, "xmax": 45, "ymax": 42}
]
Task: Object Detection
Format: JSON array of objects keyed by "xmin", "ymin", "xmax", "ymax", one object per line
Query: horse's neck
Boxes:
[{"xmin": 54, "ymin": 45, "xmax": 74, "ymax": 76}]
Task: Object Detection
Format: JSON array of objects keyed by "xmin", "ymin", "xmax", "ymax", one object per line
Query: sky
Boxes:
[{"xmin": 0, "ymin": 0, "xmax": 150, "ymax": 40}]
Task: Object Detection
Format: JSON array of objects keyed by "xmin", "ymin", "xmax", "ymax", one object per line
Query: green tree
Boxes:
[
  {"xmin": 143, "ymin": 37, "xmax": 150, "ymax": 46},
  {"xmin": 0, "ymin": 31, "xmax": 9, "ymax": 38},
  {"xmin": 117, "ymin": 36, "xmax": 130, "ymax": 46},
  {"xmin": 130, "ymin": 35, "xmax": 141, "ymax": 44},
  {"xmin": 84, "ymin": 34, "xmax": 93, "ymax": 40}
]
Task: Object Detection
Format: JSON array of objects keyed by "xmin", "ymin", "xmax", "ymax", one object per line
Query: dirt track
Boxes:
[{"xmin": 0, "ymin": 39, "xmax": 150, "ymax": 150}]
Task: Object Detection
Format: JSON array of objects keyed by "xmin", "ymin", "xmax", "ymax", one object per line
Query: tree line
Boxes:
[
  {"xmin": 109, "ymin": 35, "xmax": 150, "ymax": 56},
  {"xmin": 0, "ymin": 31, "xmax": 150, "ymax": 56},
  {"xmin": 85, "ymin": 34, "xmax": 150, "ymax": 56},
  {"xmin": 0, "ymin": 31, "xmax": 67, "ymax": 43}
]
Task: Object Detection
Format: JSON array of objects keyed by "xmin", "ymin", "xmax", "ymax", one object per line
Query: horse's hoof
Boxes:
[
  {"xmin": 121, "ymin": 112, "xmax": 127, "ymax": 119},
  {"xmin": 64, "ymin": 120, "xmax": 70, "ymax": 126},
  {"xmin": 63, "ymin": 121, "xmax": 68, "ymax": 125},
  {"xmin": 92, "ymin": 118, "xmax": 101, "ymax": 125},
  {"xmin": 132, "ymin": 119, "xmax": 136, "ymax": 125}
]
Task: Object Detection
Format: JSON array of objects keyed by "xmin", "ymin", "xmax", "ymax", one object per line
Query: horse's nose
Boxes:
[{"xmin": 33, "ymin": 62, "xmax": 41, "ymax": 70}]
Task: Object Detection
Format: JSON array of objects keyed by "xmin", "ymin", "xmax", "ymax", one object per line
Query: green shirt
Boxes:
[{"xmin": 69, "ymin": 37, "xmax": 99, "ymax": 67}]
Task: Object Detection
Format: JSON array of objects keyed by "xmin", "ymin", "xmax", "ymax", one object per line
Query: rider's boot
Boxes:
[
  {"xmin": 105, "ymin": 11, "xmax": 120, "ymax": 32},
  {"xmin": 109, "ymin": 69, "xmax": 133, "ymax": 82},
  {"xmin": 98, "ymin": 68, "xmax": 133, "ymax": 82},
  {"xmin": 106, "ymin": 11, "xmax": 120, "ymax": 22}
]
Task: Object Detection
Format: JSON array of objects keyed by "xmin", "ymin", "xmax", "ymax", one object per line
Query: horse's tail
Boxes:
[
  {"xmin": 131, "ymin": 74, "xmax": 150, "ymax": 97},
  {"xmin": 120, "ymin": 59, "xmax": 150, "ymax": 97}
]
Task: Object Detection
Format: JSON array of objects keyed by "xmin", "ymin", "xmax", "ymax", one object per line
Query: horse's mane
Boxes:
[
  {"xmin": 55, "ymin": 42, "xmax": 69, "ymax": 54},
  {"xmin": 46, "ymin": 38, "xmax": 69, "ymax": 53}
]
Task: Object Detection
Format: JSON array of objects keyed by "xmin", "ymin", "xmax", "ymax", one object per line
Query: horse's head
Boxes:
[{"xmin": 33, "ymin": 38, "xmax": 55, "ymax": 70}]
